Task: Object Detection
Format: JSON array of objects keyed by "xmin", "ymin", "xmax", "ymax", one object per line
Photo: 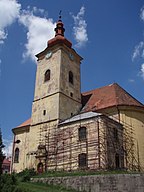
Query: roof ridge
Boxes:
[
  {"xmin": 81, "ymin": 83, "xmax": 144, "ymax": 112},
  {"xmin": 111, "ymin": 83, "xmax": 119, "ymax": 106},
  {"xmin": 113, "ymin": 83, "xmax": 143, "ymax": 106},
  {"xmin": 82, "ymin": 83, "xmax": 115, "ymax": 95},
  {"xmin": 17, "ymin": 118, "xmax": 31, "ymax": 128}
]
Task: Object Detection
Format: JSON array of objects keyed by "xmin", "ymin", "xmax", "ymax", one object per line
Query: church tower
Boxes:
[{"xmin": 31, "ymin": 16, "xmax": 82, "ymax": 126}]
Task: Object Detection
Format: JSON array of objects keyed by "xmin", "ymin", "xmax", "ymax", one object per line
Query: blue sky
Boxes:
[{"xmin": 0, "ymin": 0, "xmax": 144, "ymax": 155}]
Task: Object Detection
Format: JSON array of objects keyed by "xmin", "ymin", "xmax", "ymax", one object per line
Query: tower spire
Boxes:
[
  {"xmin": 55, "ymin": 11, "xmax": 65, "ymax": 37},
  {"xmin": 46, "ymin": 11, "xmax": 72, "ymax": 48}
]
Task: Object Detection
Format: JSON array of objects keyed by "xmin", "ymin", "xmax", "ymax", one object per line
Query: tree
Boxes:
[{"xmin": 0, "ymin": 128, "xmax": 5, "ymax": 175}]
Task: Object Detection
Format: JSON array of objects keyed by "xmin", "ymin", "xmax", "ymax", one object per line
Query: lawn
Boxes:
[
  {"xmin": 19, "ymin": 182, "xmax": 78, "ymax": 192},
  {"xmin": 33, "ymin": 170, "xmax": 135, "ymax": 178}
]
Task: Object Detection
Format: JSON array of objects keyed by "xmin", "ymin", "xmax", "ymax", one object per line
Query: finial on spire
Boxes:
[
  {"xmin": 59, "ymin": 10, "xmax": 62, "ymax": 21},
  {"xmin": 47, "ymin": 11, "xmax": 72, "ymax": 48},
  {"xmin": 55, "ymin": 11, "xmax": 65, "ymax": 37}
]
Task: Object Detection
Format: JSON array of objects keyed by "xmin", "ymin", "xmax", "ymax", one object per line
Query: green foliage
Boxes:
[
  {"xmin": 0, "ymin": 174, "xmax": 32, "ymax": 192},
  {"xmin": 0, "ymin": 128, "xmax": 5, "ymax": 175},
  {"xmin": 13, "ymin": 186, "xmax": 32, "ymax": 192},
  {"xmin": 17, "ymin": 168, "xmax": 37, "ymax": 182},
  {"xmin": 0, "ymin": 170, "xmax": 80, "ymax": 192},
  {"xmin": 33, "ymin": 169, "xmax": 134, "ymax": 178},
  {"xmin": 19, "ymin": 182, "xmax": 78, "ymax": 192},
  {"xmin": 0, "ymin": 173, "xmax": 17, "ymax": 192}
]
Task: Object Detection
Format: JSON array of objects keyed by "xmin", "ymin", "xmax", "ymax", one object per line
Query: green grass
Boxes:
[
  {"xmin": 19, "ymin": 182, "xmax": 78, "ymax": 192},
  {"xmin": 16, "ymin": 170, "xmax": 140, "ymax": 192},
  {"xmin": 33, "ymin": 169, "xmax": 138, "ymax": 178}
]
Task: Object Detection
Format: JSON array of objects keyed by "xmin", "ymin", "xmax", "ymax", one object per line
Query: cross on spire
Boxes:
[{"xmin": 59, "ymin": 10, "xmax": 62, "ymax": 21}]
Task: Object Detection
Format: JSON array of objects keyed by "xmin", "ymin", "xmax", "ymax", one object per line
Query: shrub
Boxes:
[
  {"xmin": 0, "ymin": 173, "xmax": 17, "ymax": 192},
  {"xmin": 17, "ymin": 168, "xmax": 36, "ymax": 182},
  {"xmin": 0, "ymin": 173, "xmax": 33, "ymax": 192}
]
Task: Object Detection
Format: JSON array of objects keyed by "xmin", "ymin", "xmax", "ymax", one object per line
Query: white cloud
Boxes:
[
  {"xmin": 140, "ymin": 6, "xmax": 144, "ymax": 21},
  {"xmin": 0, "ymin": 0, "xmax": 21, "ymax": 44},
  {"xmin": 0, "ymin": 59, "xmax": 1, "ymax": 78},
  {"xmin": 140, "ymin": 63, "xmax": 144, "ymax": 79},
  {"xmin": 132, "ymin": 6, "xmax": 144, "ymax": 81},
  {"xmin": 132, "ymin": 41, "xmax": 144, "ymax": 61},
  {"xmin": 72, "ymin": 6, "xmax": 88, "ymax": 48},
  {"xmin": 3, "ymin": 139, "xmax": 13, "ymax": 157},
  {"xmin": 19, "ymin": 8, "xmax": 55, "ymax": 62},
  {"xmin": 128, "ymin": 79, "xmax": 135, "ymax": 83},
  {"xmin": 32, "ymin": 6, "xmax": 46, "ymax": 16}
]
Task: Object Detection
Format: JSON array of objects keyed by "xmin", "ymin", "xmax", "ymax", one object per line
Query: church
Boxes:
[{"xmin": 11, "ymin": 16, "xmax": 144, "ymax": 173}]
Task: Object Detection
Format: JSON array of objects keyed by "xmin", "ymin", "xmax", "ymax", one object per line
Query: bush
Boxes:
[
  {"xmin": 0, "ymin": 173, "xmax": 17, "ymax": 192},
  {"xmin": 0, "ymin": 173, "xmax": 33, "ymax": 192},
  {"xmin": 17, "ymin": 168, "xmax": 36, "ymax": 182}
]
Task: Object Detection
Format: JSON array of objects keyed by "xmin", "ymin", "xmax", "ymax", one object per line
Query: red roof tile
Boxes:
[
  {"xmin": 48, "ymin": 35, "xmax": 72, "ymax": 48},
  {"xmin": 16, "ymin": 84, "xmax": 144, "ymax": 128},
  {"xmin": 3, "ymin": 158, "xmax": 11, "ymax": 164},
  {"xmin": 82, "ymin": 83, "xmax": 144, "ymax": 112},
  {"xmin": 17, "ymin": 118, "xmax": 31, "ymax": 128}
]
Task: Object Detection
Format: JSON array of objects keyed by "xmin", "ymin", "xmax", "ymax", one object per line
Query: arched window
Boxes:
[
  {"xmin": 44, "ymin": 69, "xmax": 50, "ymax": 82},
  {"xmin": 78, "ymin": 153, "xmax": 87, "ymax": 168},
  {"xmin": 69, "ymin": 71, "xmax": 73, "ymax": 84},
  {"xmin": 14, "ymin": 148, "xmax": 19, "ymax": 163},
  {"xmin": 78, "ymin": 127, "xmax": 87, "ymax": 141}
]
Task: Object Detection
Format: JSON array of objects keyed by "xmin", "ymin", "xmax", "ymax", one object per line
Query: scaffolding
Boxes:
[
  {"xmin": 102, "ymin": 111, "xmax": 141, "ymax": 171},
  {"xmin": 35, "ymin": 111, "xmax": 141, "ymax": 172}
]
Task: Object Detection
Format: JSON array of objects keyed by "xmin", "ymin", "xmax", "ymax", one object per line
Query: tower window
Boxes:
[
  {"xmin": 14, "ymin": 148, "xmax": 19, "ymax": 163},
  {"xmin": 43, "ymin": 110, "xmax": 46, "ymax": 115},
  {"xmin": 78, "ymin": 153, "xmax": 87, "ymax": 168},
  {"xmin": 69, "ymin": 71, "xmax": 73, "ymax": 84},
  {"xmin": 78, "ymin": 127, "xmax": 87, "ymax": 141},
  {"xmin": 70, "ymin": 92, "xmax": 73, "ymax": 97},
  {"xmin": 44, "ymin": 69, "xmax": 50, "ymax": 82}
]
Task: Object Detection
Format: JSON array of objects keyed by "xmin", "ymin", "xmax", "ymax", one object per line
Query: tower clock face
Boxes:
[{"xmin": 45, "ymin": 51, "xmax": 52, "ymax": 59}]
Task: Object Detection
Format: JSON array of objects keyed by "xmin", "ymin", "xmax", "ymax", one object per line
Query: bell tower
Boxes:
[{"xmin": 31, "ymin": 16, "xmax": 82, "ymax": 125}]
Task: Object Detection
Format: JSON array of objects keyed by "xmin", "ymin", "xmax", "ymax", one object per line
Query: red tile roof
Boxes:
[
  {"xmin": 3, "ymin": 158, "xmax": 11, "ymax": 165},
  {"xmin": 82, "ymin": 83, "xmax": 144, "ymax": 112},
  {"xmin": 16, "ymin": 83, "xmax": 144, "ymax": 128},
  {"xmin": 17, "ymin": 118, "xmax": 31, "ymax": 128}
]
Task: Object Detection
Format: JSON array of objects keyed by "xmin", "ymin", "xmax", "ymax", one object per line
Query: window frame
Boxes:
[
  {"xmin": 113, "ymin": 128, "xmax": 118, "ymax": 140},
  {"xmin": 78, "ymin": 153, "xmax": 87, "ymax": 168},
  {"xmin": 44, "ymin": 69, "xmax": 51, "ymax": 82},
  {"xmin": 69, "ymin": 71, "xmax": 74, "ymax": 85},
  {"xmin": 43, "ymin": 110, "xmax": 46, "ymax": 116},
  {"xmin": 14, "ymin": 148, "xmax": 19, "ymax": 163},
  {"xmin": 78, "ymin": 126, "xmax": 87, "ymax": 141},
  {"xmin": 115, "ymin": 153, "xmax": 120, "ymax": 169}
]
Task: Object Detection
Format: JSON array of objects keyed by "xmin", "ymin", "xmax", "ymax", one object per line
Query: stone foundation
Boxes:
[{"xmin": 31, "ymin": 174, "xmax": 144, "ymax": 192}]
